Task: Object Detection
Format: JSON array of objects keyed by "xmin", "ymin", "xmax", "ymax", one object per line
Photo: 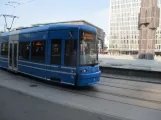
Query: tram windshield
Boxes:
[{"xmin": 80, "ymin": 31, "xmax": 98, "ymax": 66}]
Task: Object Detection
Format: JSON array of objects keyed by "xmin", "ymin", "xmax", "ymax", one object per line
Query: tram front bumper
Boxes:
[{"xmin": 77, "ymin": 71, "xmax": 101, "ymax": 86}]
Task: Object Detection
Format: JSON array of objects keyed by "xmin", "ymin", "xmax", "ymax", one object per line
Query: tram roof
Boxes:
[{"xmin": 0, "ymin": 24, "xmax": 96, "ymax": 37}]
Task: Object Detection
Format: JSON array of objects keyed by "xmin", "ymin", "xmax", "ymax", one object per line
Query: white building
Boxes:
[{"xmin": 109, "ymin": 0, "xmax": 161, "ymax": 55}]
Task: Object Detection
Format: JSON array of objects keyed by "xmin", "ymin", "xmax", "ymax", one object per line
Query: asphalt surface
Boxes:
[
  {"xmin": 1, "ymin": 69, "xmax": 161, "ymax": 120},
  {"xmin": 0, "ymin": 86, "xmax": 123, "ymax": 120}
]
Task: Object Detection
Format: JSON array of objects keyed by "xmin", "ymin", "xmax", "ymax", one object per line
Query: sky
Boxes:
[{"xmin": 0, "ymin": 0, "xmax": 110, "ymax": 40}]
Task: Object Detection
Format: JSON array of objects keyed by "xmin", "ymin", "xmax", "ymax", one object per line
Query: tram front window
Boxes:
[{"xmin": 80, "ymin": 31, "xmax": 98, "ymax": 66}]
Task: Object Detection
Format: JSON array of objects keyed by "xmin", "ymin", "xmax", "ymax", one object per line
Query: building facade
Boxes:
[
  {"xmin": 32, "ymin": 20, "xmax": 105, "ymax": 53},
  {"xmin": 109, "ymin": 0, "xmax": 161, "ymax": 55}
]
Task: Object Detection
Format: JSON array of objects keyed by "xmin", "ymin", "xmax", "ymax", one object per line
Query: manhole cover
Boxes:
[{"xmin": 30, "ymin": 84, "xmax": 38, "ymax": 87}]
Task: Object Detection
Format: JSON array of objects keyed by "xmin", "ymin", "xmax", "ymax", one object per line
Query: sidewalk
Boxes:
[{"xmin": 99, "ymin": 55, "xmax": 161, "ymax": 72}]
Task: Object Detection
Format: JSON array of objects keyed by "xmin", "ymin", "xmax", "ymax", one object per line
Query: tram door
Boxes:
[{"xmin": 8, "ymin": 40, "xmax": 18, "ymax": 71}]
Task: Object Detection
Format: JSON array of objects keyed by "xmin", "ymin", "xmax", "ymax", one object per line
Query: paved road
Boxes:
[
  {"xmin": 1, "ymin": 69, "xmax": 161, "ymax": 120},
  {"xmin": 0, "ymin": 86, "xmax": 123, "ymax": 120}
]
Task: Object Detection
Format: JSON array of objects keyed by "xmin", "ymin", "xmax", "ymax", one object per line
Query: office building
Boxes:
[{"xmin": 109, "ymin": 0, "xmax": 161, "ymax": 55}]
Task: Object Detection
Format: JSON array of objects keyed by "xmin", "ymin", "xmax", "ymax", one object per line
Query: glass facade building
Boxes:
[{"xmin": 109, "ymin": 0, "xmax": 161, "ymax": 55}]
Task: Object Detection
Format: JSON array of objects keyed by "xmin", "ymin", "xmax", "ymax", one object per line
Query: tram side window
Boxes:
[
  {"xmin": 19, "ymin": 42, "xmax": 30, "ymax": 60},
  {"xmin": 31, "ymin": 40, "xmax": 46, "ymax": 63},
  {"xmin": 1, "ymin": 42, "xmax": 8, "ymax": 57},
  {"xmin": 64, "ymin": 40, "xmax": 77, "ymax": 66},
  {"xmin": 51, "ymin": 40, "xmax": 61, "ymax": 65}
]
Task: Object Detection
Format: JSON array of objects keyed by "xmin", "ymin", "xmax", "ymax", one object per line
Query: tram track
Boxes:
[
  {"xmin": 1, "ymin": 70, "xmax": 161, "ymax": 111},
  {"xmin": 100, "ymin": 77, "xmax": 161, "ymax": 93},
  {"xmin": 101, "ymin": 75, "xmax": 161, "ymax": 88},
  {"xmin": 98, "ymin": 82, "xmax": 161, "ymax": 94},
  {"xmin": 89, "ymin": 85, "xmax": 161, "ymax": 104}
]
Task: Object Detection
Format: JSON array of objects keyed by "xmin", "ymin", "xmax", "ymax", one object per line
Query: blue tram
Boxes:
[{"xmin": 0, "ymin": 24, "xmax": 101, "ymax": 86}]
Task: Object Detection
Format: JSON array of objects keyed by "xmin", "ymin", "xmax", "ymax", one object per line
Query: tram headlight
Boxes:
[{"xmin": 81, "ymin": 69, "xmax": 87, "ymax": 73}]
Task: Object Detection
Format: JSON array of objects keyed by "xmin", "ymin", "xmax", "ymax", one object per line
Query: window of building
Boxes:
[
  {"xmin": 51, "ymin": 40, "xmax": 61, "ymax": 65},
  {"xmin": 19, "ymin": 42, "xmax": 30, "ymax": 60},
  {"xmin": 64, "ymin": 40, "xmax": 77, "ymax": 66},
  {"xmin": 132, "ymin": 40, "xmax": 133, "ymax": 44},
  {"xmin": 31, "ymin": 40, "xmax": 46, "ymax": 63},
  {"xmin": 1, "ymin": 42, "xmax": 8, "ymax": 57}
]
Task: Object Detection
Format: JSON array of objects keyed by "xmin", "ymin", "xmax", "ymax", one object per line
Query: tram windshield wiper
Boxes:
[{"xmin": 69, "ymin": 31, "xmax": 73, "ymax": 39}]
